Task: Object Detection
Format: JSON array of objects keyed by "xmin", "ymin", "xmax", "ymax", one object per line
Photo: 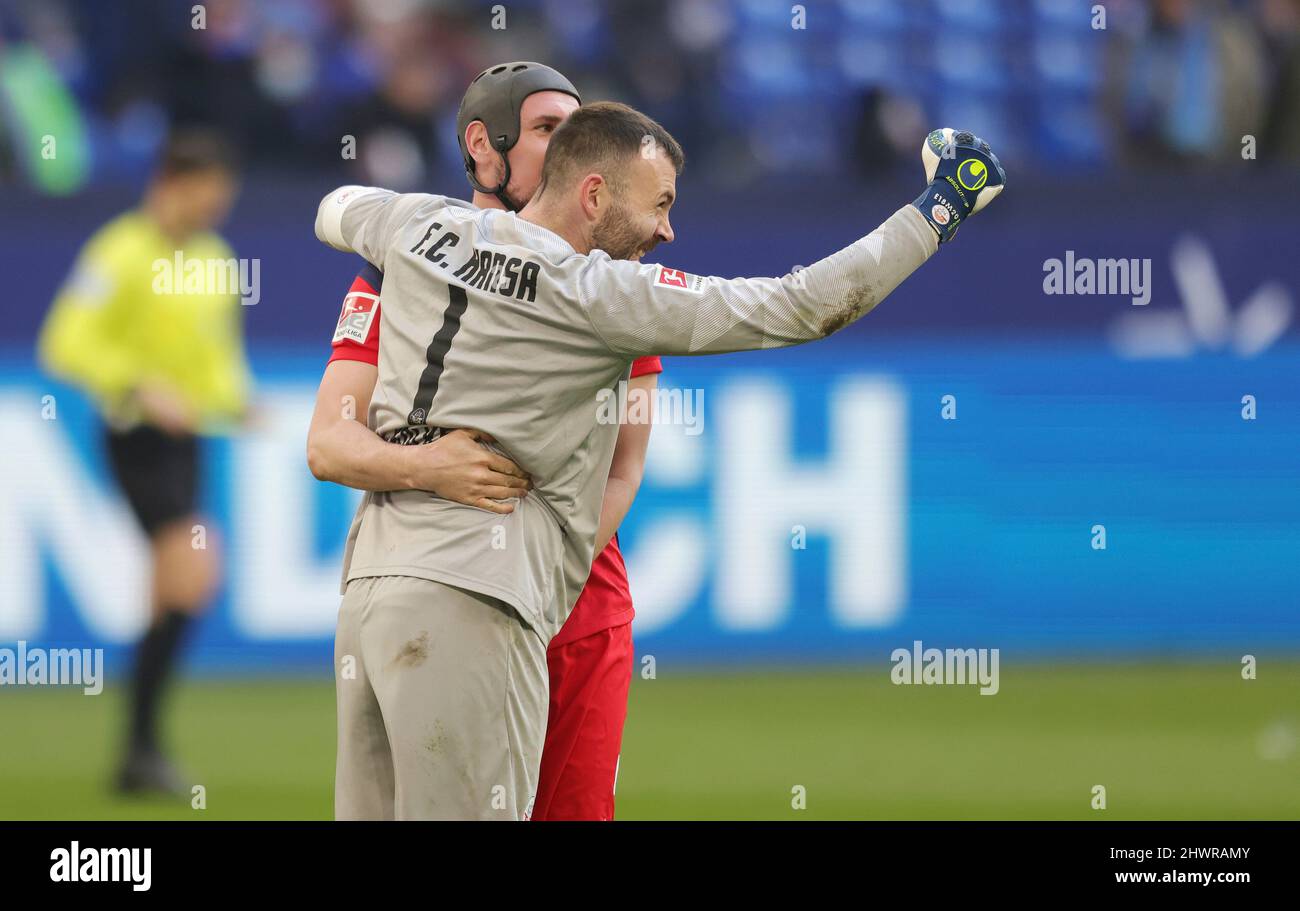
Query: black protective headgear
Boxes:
[{"xmin": 456, "ymin": 61, "xmax": 581, "ymax": 212}]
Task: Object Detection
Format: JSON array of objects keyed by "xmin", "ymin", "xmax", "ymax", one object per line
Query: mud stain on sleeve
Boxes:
[{"xmin": 819, "ymin": 286, "xmax": 877, "ymax": 337}]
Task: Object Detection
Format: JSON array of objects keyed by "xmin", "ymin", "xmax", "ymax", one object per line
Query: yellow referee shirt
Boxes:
[{"xmin": 38, "ymin": 211, "xmax": 253, "ymax": 432}]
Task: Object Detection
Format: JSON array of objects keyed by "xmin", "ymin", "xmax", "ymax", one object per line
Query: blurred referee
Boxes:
[{"xmin": 37, "ymin": 129, "xmax": 252, "ymax": 796}]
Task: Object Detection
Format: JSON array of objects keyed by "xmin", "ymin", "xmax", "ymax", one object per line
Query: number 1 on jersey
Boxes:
[{"xmin": 407, "ymin": 284, "xmax": 468, "ymax": 425}]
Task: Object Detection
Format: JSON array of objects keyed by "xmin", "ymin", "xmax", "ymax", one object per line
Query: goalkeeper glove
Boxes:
[{"xmin": 912, "ymin": 128, "xmax": 1006, "ymax": 244}]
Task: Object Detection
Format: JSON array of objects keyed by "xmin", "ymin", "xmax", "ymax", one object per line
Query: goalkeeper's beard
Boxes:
[{"xmin": 591, "ymin": 200, "xmax": 656, "ymax": 262}]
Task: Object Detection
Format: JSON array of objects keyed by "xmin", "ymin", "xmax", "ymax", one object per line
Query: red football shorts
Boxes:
[{"xmin": 531, "ymin": 622, "xmax": 633, "ymax": 821}]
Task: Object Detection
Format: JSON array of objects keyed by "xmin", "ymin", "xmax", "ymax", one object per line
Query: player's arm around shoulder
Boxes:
[{"xmin": 314, "ymin": 185, "xmax": 459, "ymax": 268}]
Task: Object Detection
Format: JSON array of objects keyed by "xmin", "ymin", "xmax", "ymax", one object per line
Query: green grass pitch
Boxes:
[{"xmin": 1, "ymin": 661, "xmax": 1296, "ymax": 820}]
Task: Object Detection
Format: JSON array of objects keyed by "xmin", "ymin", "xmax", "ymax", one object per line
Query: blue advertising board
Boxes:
[{"xmin": 2, "ymin": 337, "xmax": 1296, "ymax": 671}]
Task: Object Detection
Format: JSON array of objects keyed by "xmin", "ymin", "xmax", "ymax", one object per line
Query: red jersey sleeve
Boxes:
[
  {"xmin": 327, "ymin": 264, "xmax": 383, "ymax": 366},
  {"xmin": 630, "ymin": 355, "xmax": 662, "ymax": 377}
]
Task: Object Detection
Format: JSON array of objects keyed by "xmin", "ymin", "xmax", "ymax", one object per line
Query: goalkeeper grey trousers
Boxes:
[{"xmin": 334, "ymin": 575, "xmax": 548, "ymax": 820}]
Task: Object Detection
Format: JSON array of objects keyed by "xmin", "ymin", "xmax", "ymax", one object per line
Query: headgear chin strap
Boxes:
[
  {"xmin": 464, "ymin": 146, "xmax": 519, "ymax": 212},
  {"xmin": 456, "ymin": 62, "xmax": 581, "ymax": 212}
]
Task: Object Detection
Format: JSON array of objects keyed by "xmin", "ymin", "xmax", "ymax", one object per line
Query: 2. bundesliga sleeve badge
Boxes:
[{"xmin": 333, "ymin": 291, "xmax": 379, "ymax": 344}]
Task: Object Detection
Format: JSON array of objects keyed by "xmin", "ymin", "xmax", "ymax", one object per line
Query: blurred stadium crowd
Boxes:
[{"xmin": 1, "ymin": 0, "xmax": 1298, "ymax": 196}]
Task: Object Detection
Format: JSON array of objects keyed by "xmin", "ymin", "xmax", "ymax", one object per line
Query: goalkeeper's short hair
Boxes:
[{"xmin": 535, "ymin": 101, "xmax": 684, "ymax": 198}]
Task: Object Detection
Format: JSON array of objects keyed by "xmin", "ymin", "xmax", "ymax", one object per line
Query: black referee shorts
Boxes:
[{"xmin": 104, "ymin": 424, "xmax": 200, "ymax": 536}]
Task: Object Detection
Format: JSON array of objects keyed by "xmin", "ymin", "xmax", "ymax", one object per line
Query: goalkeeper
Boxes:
[{"xmin": 316, "ymin": 110, "xmax": 1006, "ymax": 820}]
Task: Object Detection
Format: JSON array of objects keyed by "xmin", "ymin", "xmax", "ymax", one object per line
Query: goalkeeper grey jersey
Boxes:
[{"xmin": 316, "ymin": 186, "xmax": 937, "ymax": 641}]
